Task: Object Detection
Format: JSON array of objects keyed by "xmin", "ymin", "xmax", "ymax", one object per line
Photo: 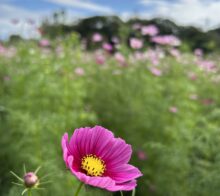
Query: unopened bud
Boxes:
[{"xmin": 23, "ymin": 172, "xmax": 38, "ymax": 188}]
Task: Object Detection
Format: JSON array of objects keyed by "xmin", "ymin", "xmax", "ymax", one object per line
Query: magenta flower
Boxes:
[
  {"xmin": 74, "ymin": 67, "xmax": 85, "ymax": 76},
  {"xmin": 114, "ymin": 52, "xmax": 126, "ymax": 66},
  {"xmin": 102, "ymin": 43, "xmax": 113, "ymax": 52},
  {"xmin": 130, "ymin": 38, "xmax": 143, "ymax": 49},
  {"xmin": 61, "ymin": 126, "xmax": 142, "ymax": 191},
  {"xmin": 141, "ymin": 25, "xmax": 159, "ymax": 36},
  {"xmin": 95, "ymin": 54, "xmax": 106, "ymax": 65},
  {"xmin": 39, "ymin": 39, "xmax": 50, "ymax": 47},
  {"xmin": 150, "ymin": 67, "xmax": 162, "ymax": 76},
  {"xmin": 92, "ymin": 33, "xmax": 103, "ymax": 42},
  {"xmin": 137, "ymin": 150, "xmax": 147, "ymax": 161},
  {"xmin": 194, "ymin": 48, "xmax": 203, "ymax": 57},
  {"xmin": 169, "ymin": 106, "xmax": 178, "ymax": 113},
  {"xmin": 151, "ymin": 35, "xmax": 181, "ymax": 46}
]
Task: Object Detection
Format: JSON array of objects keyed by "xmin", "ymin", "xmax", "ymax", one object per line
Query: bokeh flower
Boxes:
[
  {"xmin": 130, "ymin": 38, "xmax": 143, "ymax": 49},
  {"xmin": 92, "ymin": 33, "xmax": 103, "ymax": 42},
  {"xmin": 74, "ymin": 67, "xmax": 85, "ymax": 76},
  {"xmin": 61, "ymin": 126, "xmax": 142, "ymax": 192},
  {"xmin": 150, "ymin": 67, "xmax": 162, "ymax": 76},
  {"xmin": 169, "ymin": 106, "xmax": 178, "ymax": 113},
  {"xmin": 141, "ymin": 25, "xmax": 159, "ymax": 36}
]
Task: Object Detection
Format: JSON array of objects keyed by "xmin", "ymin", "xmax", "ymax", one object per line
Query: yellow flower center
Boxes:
[{"xmin": 81, "ymin": 154, "xmax": 106, "ymax": 177}]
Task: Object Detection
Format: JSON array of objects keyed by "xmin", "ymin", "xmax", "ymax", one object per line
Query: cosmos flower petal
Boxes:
[
  {"xmin": 102, "ymin": 138, "xmax": 132, "ymax": 166},
  {"xmin": 61, "ymin": 133, "xmax": 69, "ymax": 167},
  {"xmin": 107, "ymin": 164, "xmax": 143, "ymax": 183},
  {"xmin": 106, "ymin": 180, "xmax": 137, "ymax": 191}
]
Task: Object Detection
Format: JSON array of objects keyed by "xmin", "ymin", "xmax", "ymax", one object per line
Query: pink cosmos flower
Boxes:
[
  {"xmin": 74, "ymin": 67, "xmax": 85, "ymax": 76},
  {"xmin": 189, "ymin": 94, "xmax": 198, "ymax": 100},
  {"xmin": 137, "ymin": 150, "xmax": 147, "ymax": 161},
  {"xmin": 132, "ymin": 23, "xmax": 142, "ymax": 30},
  {"xmin": 102, "ymin": 43, "xmax": 113, "ymax": 52},
  {"xmin": 95, "ymin": 54, "xmax": 106, "ymax": 65},
  {"xmin": 39, "ymin": 39, "xmax": 50, "ymax": 47},
  {"xmin": 187, "ymin": 72, "xmax": 197, "ymax": 81},
  {"xmin": 150, "ymin": 67, "xmax": 162, "ymax": 76},
  {"xmin": 194, "ymin": 48, "xmax": 203, "ymax": 57},
  {"xmin": 130, "ymin": 38, "xmax": 143, "ymax": 49},
  {"xmin": 92, "ymin": 33, "xmax": 103, "ymax": 42},
  {"xmin": 169, "ymin": 48, "xmax": 181, "ymax": 59},
  {"xmin": 201, "ymin": 99, "xmax": 214, "ymax": 106},
  {"xmin": 169, "ymin": 106, "xmax": 178, "ymax": 113},
  {"xmin": 151, "ymin": 35, "xmax": 181, "ymax": 46},
  {"xmin": 197, "ymin": 60, "xmax": 216, "ymax": 73},
  {"xmin": 61, "ymin": 126, "xmax": 142, "ymax": 191},
  {"xmin": 141, "ymin": 25, "xmax": 159, "ymax": 36},
  {"xmin": 114, "ymin": 52, "xmax": 126, "ymax": 66}
]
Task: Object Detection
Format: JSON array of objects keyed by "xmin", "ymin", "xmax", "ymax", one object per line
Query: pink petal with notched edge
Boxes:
[{"xmin": 107, "ymin": 164, "xmax": 142, "ymax": 183}]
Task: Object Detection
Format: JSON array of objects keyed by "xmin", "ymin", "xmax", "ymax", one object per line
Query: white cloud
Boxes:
[
  {"xmin": 139, "ymin": 0, "xmax": 220, "ymax": 30},
  {"xmin": 0, "ymin": 3, "xmax": 86, "ymax": 40},
  {"xmin": 45, "ymin": 0, "xmax": 114, "ymax": 14}
]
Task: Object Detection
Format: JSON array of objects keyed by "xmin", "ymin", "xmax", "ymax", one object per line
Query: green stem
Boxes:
[
  {"xmin": 28, "ymin": 189, "xmax": 32, "ymax": 196},
  {"xmin": 120, "ymin": 191, "xmax": 124, "ymax": 196},
  {"xmin": 74, "ymin": 182, "xmax": 84, "ymax": 196},
  {"xmin": 131, "ymin": 188, "xmax": 136, "ymax": 196}
]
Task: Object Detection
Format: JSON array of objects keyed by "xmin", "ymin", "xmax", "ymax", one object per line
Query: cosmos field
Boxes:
[{"xmin": 1, "ymin": 25, "xmax": 220, "ymax": 196}]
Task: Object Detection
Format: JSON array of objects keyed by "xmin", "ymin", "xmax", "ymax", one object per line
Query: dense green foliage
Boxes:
[
  {"xmin": 38, "ymin": 14, "xmax": 220, "ymax": 53},
  {"xmin": 1, "ymin": 35, "xmax": 220, "ymax": 196}
]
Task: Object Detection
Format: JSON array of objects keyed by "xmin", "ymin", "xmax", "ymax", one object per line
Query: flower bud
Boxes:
[{"xmin": 23, "ymin": 172, "xmax": 38, "ymax": 188}]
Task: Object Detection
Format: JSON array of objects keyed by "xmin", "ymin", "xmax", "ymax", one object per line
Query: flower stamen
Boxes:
[{"xmin": 81, "ymin": 154, "xmax": 106, "ymax": 177}]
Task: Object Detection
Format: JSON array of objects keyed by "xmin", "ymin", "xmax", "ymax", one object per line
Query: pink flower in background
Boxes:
[
  {"xmin": 150, "ymin": 67, "xmax": 162, "ymax": 76},
  {"xmin": 39, "ymin": 39, "xmax": 50, "ymax": 47},
  {"xmin": 187, "ymin": 72, "xmax": 197, "ymax": 80},
  {"xmin": 151, "ymin": 35, "xmax": 181, "ymax": 46},
  {"xmin": 194, "ymin": 48, "xmax": 203, "ymax": 57},
  {"xmin": 74, "ymin": 67, "xmax": 85, "ymax": 76},
  {"xmin": 146, "ymin": 49, "xmax": 160, "ymax": 65},
  {"xmin": 169, "ymin": 48, "xmax": 181, "ymax": 59},
  {"xmin": 92, "ymin": 33, "xmax": 103, "ymax": 42},
  {"xmin": 137, "ymin": 150, "xmax": 147, "ymax": 160},
  {"xmin": 111, "ymin": 37, "xmax": 119, "ymax": 44},
  {"xmin": 3, "ymin": 76, "xmax": 10, "ymax": 82},
  {"xmin": 61, "ymin": 126, "xmax": 142, "ymax": 191},
  {"xmin": 95, "ymin": 54, "xmax": 106, "ymax": 65},
  {"xmin": 132, "ymin": 23, "xmax": 142, "ymax": 30},
  {"xmin": 130, "ymin": 38, "xmax": 143, "ymax": 49},
  {"xmin": 102, "ymin": 43, "xmax": 113, "ymax": 52},
  {"xmin": 197, "ymin": 60, "xmax": 216, "ymax": 73},
  {"xmin": 169, "ymin": 106, "xmax": 178, "ymax": 113},
  {"xmin": 141, "ymin": 25, "xmax": 159, "ymax": 36},
  {"xmin": 0, "ymin": 44, "xmax": 6, "ymax": 55},
  {"xmin": 114, "ymin": 52, "xmax": 126, "ymax": 66},
  {"xmin": 189, "ymin": 94, "xmax": 198, "ymax": 100},
  {"xmin": 201, "ymin": 99, "xmax": 214, "ymax": 106},
  {"xmin": 134, "ymin": 51, "xmax": 145, "ymax": 61}
]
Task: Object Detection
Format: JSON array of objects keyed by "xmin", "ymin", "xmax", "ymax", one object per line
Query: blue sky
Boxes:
[{"xmin": 1, "ymin": 0, "xmax": 220, "ymax": 39}]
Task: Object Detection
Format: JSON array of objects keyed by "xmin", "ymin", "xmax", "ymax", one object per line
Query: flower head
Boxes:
[
  {"xmin": 10, "ymin": 165, "xmax": 50, "ymax": 195},
  {"xmin": 141, "ymin": 25, "xmax": 159, "ymax": 36},
  {"xmin": 130, "ymin": 38, "xmax": 143, "ymax": 49},
  {"xmin": 92, "ymin": 33, "xmax": 103, "ymax": 42},
  {"xmin": 61, "ymin": 126, "xmax": 142, "ymax": 191},
  {"xmin": 24, "ymin": 172, "xmax": 39, "ymax": 188}
]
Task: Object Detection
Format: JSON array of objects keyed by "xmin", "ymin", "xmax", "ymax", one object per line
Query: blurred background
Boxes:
[{"xmin": 1, "ymin": 0, "xmax": 220, "ymax": 195}]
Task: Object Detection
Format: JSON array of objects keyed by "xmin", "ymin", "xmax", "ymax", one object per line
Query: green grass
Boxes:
[{"xmin": 1, "ymin": 38, "xmax": 220, "ymax": 196}]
